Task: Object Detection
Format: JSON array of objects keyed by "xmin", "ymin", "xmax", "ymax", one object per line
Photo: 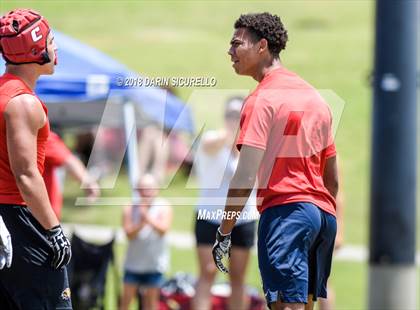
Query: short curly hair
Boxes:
[{"xmin": 234, "ymin": 12, "xmax": 288, "ymax": 56}]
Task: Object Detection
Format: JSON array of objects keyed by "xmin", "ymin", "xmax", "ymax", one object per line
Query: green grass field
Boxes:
[{"xmin": 2, "ymin": 1, "xmax": 419, "ymax": 309}]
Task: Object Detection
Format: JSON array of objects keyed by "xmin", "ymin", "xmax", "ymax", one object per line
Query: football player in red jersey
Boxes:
[
  {"xmin": 0, "ymin": 9, "xmax": 72, "ymax": 309},
  {"xmin": 43, "ymin": 131, "xmax": 100, "ymax": 219}
]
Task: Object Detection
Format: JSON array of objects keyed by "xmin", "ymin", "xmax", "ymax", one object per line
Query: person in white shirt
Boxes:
[
  {"xmin": 192, "ymin": 97, "xmax": 258, "ymax": 310},
  {"xmin": 120, "ymin": 174, "xmax": 172, "ymax": 310}
]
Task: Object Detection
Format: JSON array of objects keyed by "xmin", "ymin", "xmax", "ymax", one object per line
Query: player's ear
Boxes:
[{"xmin": 258, "ymin": 38, "xmax": 268, "ymax": 53}]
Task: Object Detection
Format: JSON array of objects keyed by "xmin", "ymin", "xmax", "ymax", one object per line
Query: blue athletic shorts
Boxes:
[
  {"xmin": 123, "ymin": 270, "xmax": 164, "ymax": 288},
  {"xmin": 257, "ymin": 202, "xmax": 336, "ymax": 305}
]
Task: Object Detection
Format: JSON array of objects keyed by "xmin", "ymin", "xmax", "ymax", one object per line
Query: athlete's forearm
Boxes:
[
  {"xmin": 334, "ymin": 188, "xmax": 345, "ymax": 248},
  {"xmin": 323, "ymin": 156, "xmax": 339, "ymax": 199},
  {"xmin": 219, "ymin": 187, "xmax": 253, "ymax": 234},
  {"xmin": 65, "ymin": 155, "xmax": 90, "ymax": 183},
  {"xmin": 65, "ymin": 155, "xmax": 99, "ymax": 199},
  {"xmin": 325, "ymin": 181, "xmax": 338, "ymax": 200},
  {"xmin": 15, "ymin": 169, "xmax": 59, "ymax": 229},
  {"xmin": 220, "ymin": 159, "xmax": 257, "ymax": 234}
]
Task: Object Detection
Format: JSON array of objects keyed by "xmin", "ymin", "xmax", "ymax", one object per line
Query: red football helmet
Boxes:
[{"xmin": 0, "ymin": 9, "xmax": 51, "ymax": 65}]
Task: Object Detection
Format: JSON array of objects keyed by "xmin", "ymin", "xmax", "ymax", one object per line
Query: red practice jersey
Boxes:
[
  {"xmin": 237, "ymin": 67, "xmax": 337, "ymax": 216},
  {"xmin": 0, "ymin": 73, "xmax": 50, "ymax": 205},
  {"xmin": 43, "ymin": 132, "xmax": 72, "ymax": 218}
]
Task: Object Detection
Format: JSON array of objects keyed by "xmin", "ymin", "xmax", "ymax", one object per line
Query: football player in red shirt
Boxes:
[
  {"xmin": 0, "ymin": 9, "xmax": 72, "ymax": 309},
  {"xmin": 212, "ymin": 13, "xmax": 339, "ymax": 310},
  {"xmin": 44, "ymin": 131, "xmax": 99, "ymax": 219}
]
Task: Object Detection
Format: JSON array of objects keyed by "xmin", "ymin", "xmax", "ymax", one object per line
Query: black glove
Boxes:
[
  {"xmin": 46, "ymin": 225, "xmax": 72, "ymax": 269},
  {"xmin": 212, "ymin": 228, "xmax": 231, "ymax": 273}
]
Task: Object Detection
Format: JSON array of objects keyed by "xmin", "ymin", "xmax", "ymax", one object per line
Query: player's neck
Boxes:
[
  {"xmin": 6, "ymin": 65, "xmax": 40, "ymax": 90},
  {"xmin": 253, "ymin": 58, "xmax": 283, "ymax": 82}
]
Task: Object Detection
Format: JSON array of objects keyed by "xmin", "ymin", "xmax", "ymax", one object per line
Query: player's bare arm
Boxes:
[
  {"xmin": 64, "ymin": 154, "xmax": 100, "ymax": 201},
  {"xmin": 332, "ymin": 158, "xmax": 344, "ymax": 248},
  {"xmin": 323, "ymin": 156, "xmax": 339, "ymax": 199},
  {"xmin": 5, "ymin": 94, "xmax": 59, "ymax": 229},
  {"xmin": 219, "ymin": 145, "xmax": 264, "ymax": 234},
  {"xmin": 213, "ymin": 145, "xmax": 264, "ymax": 273}
]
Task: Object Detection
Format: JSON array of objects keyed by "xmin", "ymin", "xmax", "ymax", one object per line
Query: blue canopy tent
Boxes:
[
  {"xmin": 0, "ymin": 31, "xmax": 195, "ymax": 191},
  {"xmin": 0, "ymin": 31, "xmax": 194, "ymax": 133}
]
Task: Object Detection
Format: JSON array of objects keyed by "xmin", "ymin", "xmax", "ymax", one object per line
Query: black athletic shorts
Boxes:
[
  {"xmin": 0, "ymin": 204, "xmax": 72, "ymax": 310},
  {"xmin": 194, "ymin": 216, "xmax": 256, "ymax": 249}
]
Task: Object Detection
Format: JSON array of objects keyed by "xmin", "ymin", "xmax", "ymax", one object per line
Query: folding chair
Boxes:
[{"xmin": 67, "ymin": 233, "xmax": 119, "ymax": 310}]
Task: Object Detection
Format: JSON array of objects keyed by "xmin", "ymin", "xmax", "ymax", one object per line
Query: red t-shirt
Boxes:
[
  {"xmin": 0, "ymin": 73, "xmax": 50, "ymax": 205},
  {"xmin": 237, "ymin": 67, "xmax": 337, "ymax": 216},
  {"xmin": 43, "ymin": 132, "xmax": 72, "ymax": 218}
]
